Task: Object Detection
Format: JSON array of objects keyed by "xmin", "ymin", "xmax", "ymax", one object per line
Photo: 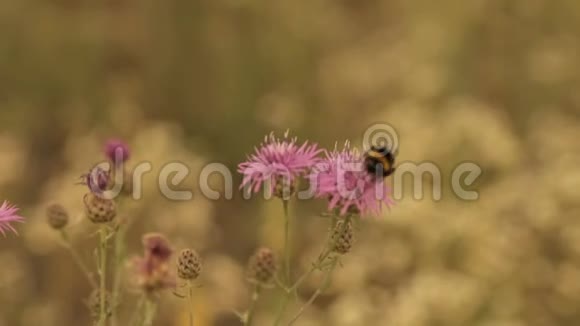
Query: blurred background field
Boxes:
[{"xmin": 1, "ymin": 0, "xmax": 580, "ymax": 325}]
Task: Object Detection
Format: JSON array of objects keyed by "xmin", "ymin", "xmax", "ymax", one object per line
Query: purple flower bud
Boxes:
[
  {"xmin": 104, "ymin": 139, "xmax": 130, "ymax": 165},
  {"xmin": 80, "ymin": 166, "xmax": 110, "ymax": 194}
]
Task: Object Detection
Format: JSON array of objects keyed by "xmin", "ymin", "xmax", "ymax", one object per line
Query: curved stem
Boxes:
[
  {"xmin": 244, "ymin": 284, "xmax": 261, "ymax": 326},
  {"xmin": 60, "ymin": 230, "xmax": 97, "ymax": 288},
  {"xmin": 289, "ymin": 249, "xmax": 330, "ymax": 293},
  {"xmin": 287, "ymin": 258, "xmax": 338, "ymax": 325}
]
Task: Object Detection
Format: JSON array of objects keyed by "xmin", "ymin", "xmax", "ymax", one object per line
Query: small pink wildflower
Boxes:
[
  {"xmin": 311, "ymin": 142, "xmax": 393, "ymax": 217},
  {"xmin": 133, "ymin": 233, "xmax": 175, "ymax": 293},
  {"xmin": 238, "ymin": 131, "xmax": 322, "ymax": 194},
  {"xmin": 0, "ymin": 201, "xmax": 25, "ymax": 236}
]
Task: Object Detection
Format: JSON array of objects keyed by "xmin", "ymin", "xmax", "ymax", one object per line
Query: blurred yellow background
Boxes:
[{"xmin": 1, "ymin": 0, "xmax": 580, "ymax": 325}]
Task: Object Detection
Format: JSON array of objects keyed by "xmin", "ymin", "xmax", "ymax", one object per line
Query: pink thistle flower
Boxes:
[
  {"xmin": 238, "ymin": 131, "xmax": 322, "ymax": 195},
  {"xmin": 311, "ymin": 142, "xmax": 393, "ymax": 217},
  {"xmin": 133, "ymin": 233, "xmax": 175, "ymax": 293},
  {"xmin": 0, "ymin": 201, "xmax": 25, "ymax": 236},
  {"xmin": 104, "ymin": 138, "xmax": 130, "ymax": 166}
]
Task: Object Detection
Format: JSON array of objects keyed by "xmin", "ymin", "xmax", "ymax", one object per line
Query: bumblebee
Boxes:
[{"xmin": 364, "ymin": 146, "xmax": 396, "ymax": 178}]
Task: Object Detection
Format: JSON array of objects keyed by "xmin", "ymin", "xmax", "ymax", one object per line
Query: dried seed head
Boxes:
[
  {"xmin": 46, "ymin": 203, "xmax": 69, "ymax": 230},
  {"xmin": 86, "ymin": 289, "xmax": 112, "ymax": 318},
  {"xmin": 331, "ymin": 220, "xmax": 354, "ymax": 254},
  {"xmin": 83, "ymin": 193, "xmax": 116, "ymax": 224},
  {"xmin": 247, "ymin": 247, "xmax": 277, "ymax": 284},
  {"xmin": 177, "ymin": 249, "xmax": 202, "ymax": 280}
]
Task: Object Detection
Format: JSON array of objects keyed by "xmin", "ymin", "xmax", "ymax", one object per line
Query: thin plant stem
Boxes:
[
  {"xmin": 287, "ymin": 258, "xmax": 339, "ymax": 326},
  {"xmin": 143, "ymin": 298, "xmax": 158, "ymax": 326},
  {"xmin": 60, "ymin": 230, "xmax": 97, "ymax": 288},
  {"xmin": 286, "ymin": 215, "xmax": 353, "ymax": 325},
  {"xmin": 272, "ymin": 293, "xmax": 290, "ymax": 326},
  {"xmin": 282, "ymin": 199, "xmax": 290, "ymax": 284},
  {"xmin": 273, "ymin": 199, "xmax": 292, "ymax": 326},
  {"xmin": 129, "ymin": 295, "xmax": 146, "ymax": 326},
  {"xmin": 188, "ymin": 280, "xmax": 195, "ymax": 326},
  {"xmin": 98, "ymin": 227, "xmax": 109, "ymax": 326},
  {"xmin": 289, "ymin": 249, "xmax": 331, "ymax": 293},
  {"xmin": 111, "ymin": 223, "xmax": 127, "ymax": 326},
  {"xmin": 244, "ymin": 284, "xmax": 261, "ymax": 326}
]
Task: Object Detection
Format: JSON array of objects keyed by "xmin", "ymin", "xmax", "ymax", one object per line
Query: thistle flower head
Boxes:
[
  {"xmin": 247, "ymin": 247, "xmax": 277, "ymax": 285},
  {"xmin": 238, "ymin": 131, "xmax": 322, "ymax": 197},
  {"xmin": 311, "ymin": 142, "xmax": 393, "ymax": 217},
  {"xmin": 83, "ymin": 193, "xmax": 117, "ymax": 224},
  {"xmin": 46, "ymin": 203, "xmax": 69, "ymax": 230},
  {"xmin": 177, "ymin": 249, "xmax": 202, "ymax": 280},
  {"xmin": 104, "ymin": 138, "xmax": 130, "ymax": 165},
  {"xmin": 134, "ymin": 233, "xmax": 175, "ymax": 293},
  {"xmin": 0, "ymin": 201, "xmax": 24, "ymax": 236},
  {"xmin": 331, "ymin": 220, "xmax": 355, "ymax": 254},
  {"xmin": 142, "ymin": 233, "xmax": 173, "ymax": 261}
]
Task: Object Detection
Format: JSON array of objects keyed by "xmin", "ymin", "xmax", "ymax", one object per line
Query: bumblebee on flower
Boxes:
[{"xmin": 311, "ymin": 141, "xmax": 394, "ymax": 217}]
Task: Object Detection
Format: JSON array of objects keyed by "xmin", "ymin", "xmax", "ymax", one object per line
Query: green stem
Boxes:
[
  {"xmin": 289, "ymin": 249, "xmax": 331, "ymax": 293},
  {"xmin": 273, "ymin": 294, "xmax": 290, "ymax": 326},
  {"xmin": 188, "ymin": 280, "xmax": 195, "ymax": 326},
  {"xmin": 143, "ymin": 298, "xmax": 158, "ymax": 326},
  {"xmin": 98, "ymin": 227, "xmax": 109, "ymax": 326},
  {"xmin": 60, "ymin": 230, "xmax": 97, "ymax": 288},
  {"xmin": 273, "ymin": 199, "xmax": 292, "ymax": 326},
  {"xmin": 129, "ymin": 295, "xmax": 146, "ymax": 326},
  {"xmin": 287, "ymin": 258, "xmax": 339, "ymax": 325},
  {"xmin": 111, "ymin": 224, "xmax": 127, "ymax": 326},
  {"xmin": 244, "ymin": 284, "xmax": 261, "ymax": 326},
  {"xmin": 286, "ymin": 215, "xmax": 352, "ymax": 325},
  {"xmin": 282, "ymin": 199, "xmax": 290, "ymax": 284}
]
